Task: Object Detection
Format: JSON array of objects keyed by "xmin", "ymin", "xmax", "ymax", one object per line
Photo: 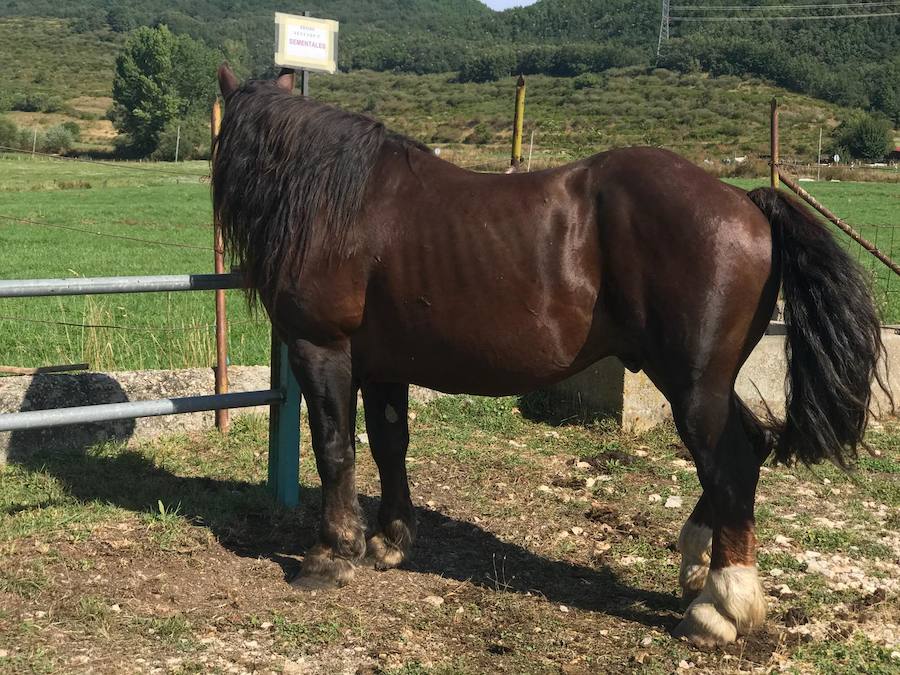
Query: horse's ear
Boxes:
[
  {"xmin": 218, "ymin": 63, "xmax": 239, "ymax": 98},
  {"xmin": 276, "ymin": 68, "xmax": 296, "ymax": 92}
]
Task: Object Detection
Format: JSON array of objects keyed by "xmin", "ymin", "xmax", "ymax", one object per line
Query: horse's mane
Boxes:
[{"xmin": 212, "ymin": 80, "xmax": 428, "ymax": 304}]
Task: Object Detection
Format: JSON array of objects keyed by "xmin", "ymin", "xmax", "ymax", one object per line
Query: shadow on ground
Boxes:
[{"xmin": 4, "ymin": 375, "xmax": 680, "ymax": 633}]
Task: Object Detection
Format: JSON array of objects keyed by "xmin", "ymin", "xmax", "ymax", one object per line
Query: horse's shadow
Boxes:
[{"xmin": 4, "ymin": 375, "xmax": 679, "ymax": 632}]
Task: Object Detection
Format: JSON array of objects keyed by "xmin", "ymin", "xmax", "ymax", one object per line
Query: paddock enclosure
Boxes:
[{"xmin": 1, "ymin": 97, "xmax": 899, "ymax": 671}]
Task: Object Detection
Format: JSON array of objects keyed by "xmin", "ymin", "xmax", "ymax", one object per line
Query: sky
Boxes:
[{"xmin": 481, "ymin": 1, "xmax": 539, "ymax": 10}]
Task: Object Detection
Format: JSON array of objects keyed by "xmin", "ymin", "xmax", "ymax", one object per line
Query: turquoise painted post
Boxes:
[{"xmin": 268, "ymin": 336, "xmax": 301, "ymax": 507}]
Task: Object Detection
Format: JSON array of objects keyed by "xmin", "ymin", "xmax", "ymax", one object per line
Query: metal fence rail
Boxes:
[
  {"xmin": 0, "ymin": 389, "xmax": 282, "ymax": 432},
  {"xmin": 0, "ymin": 272, "xmax": 302, "ymax": 507},
  {"xmin": 0, "ymin": 273, "xmax": 243, "ymax": 298}
]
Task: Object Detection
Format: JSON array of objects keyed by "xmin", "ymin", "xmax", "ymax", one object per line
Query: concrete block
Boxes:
[{"xmin": 546, "ymin": 331, "xmax": 900, "ymax": 433}]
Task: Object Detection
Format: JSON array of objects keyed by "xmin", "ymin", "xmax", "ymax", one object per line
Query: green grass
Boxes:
[
  {"xmin": 793, "ymin": 634, "xmax": 899, "ymax": 675},
  {"xmin": 0, "ymin": 155, "xmax": 270, "ymax": 370},
  {"xmin": 0, "ymin": 155, "xmax": 896, "ymax": 372},
  {"xmin": 0, "ymin": 70, "xmax": 897, "ymax": 371}
]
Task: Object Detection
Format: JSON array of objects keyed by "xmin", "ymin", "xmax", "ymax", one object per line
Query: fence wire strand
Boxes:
[
  {"xmin": 0, "ymin": 213, "xmax": 214, "ymax": 251},
  {"xmin": 0, "ymin": 314, "xmax": 267, "ymax": 332},
  {"xmin": 0, "ymin": 145, "xmax": 208, "ymax": 178}
]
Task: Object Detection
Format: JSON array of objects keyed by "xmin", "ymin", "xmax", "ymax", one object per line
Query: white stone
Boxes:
[
  {"xmin": 648, "ymin": 494, "xmax": 662, "ymax": 503},
  {"xmin": 665, "ymin": 495, "xmax": 683, "ymax": 509},
  {"xmin": 559, "ymin": 605, "xmax": 569, "ymax": 613},
  {"xmin": 356, "ymin": 433, "xmax": 369, "ymax": 445},
  {"xmin": 423, "ymin": 595, "xmax": 444, "ymax": 607}
]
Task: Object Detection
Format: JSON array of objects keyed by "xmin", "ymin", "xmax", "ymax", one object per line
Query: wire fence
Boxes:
[
  {"xmin": 2, "ymin": 127, "xmax": 898, "ymax": 370},
  {"xmin": 0, "ymin": 145, "xmax": 207, "ymax": 178},
  {"xmin": 0, "ymin": 213, "xmax": 215, "ymax": 251}
]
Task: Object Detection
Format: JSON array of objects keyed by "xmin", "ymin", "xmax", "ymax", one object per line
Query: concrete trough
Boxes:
[{"xmin": 544, "ymin": 330, "xmax": 900, "ymax": 432}]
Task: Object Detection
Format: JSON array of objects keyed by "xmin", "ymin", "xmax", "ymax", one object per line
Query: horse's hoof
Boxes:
[
  {"xmin": 673, "ymin": 596, "xmax": 738, "ymax": 649},
  {"xmin": 291, "ymin": 553, "xmax": 355, "ymax": 590},
  {"xmin": 365, "ymin": 532, "xmax": 407, "ymax": 571}
]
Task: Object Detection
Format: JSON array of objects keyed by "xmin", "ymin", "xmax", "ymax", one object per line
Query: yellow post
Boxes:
[
  {"xmin": 511, "ymin": 75, "xmax": 526, "ymax": 171},
  {"xmin": 770, "ymin": 97, "xmax": 780, "ymax": 190}
]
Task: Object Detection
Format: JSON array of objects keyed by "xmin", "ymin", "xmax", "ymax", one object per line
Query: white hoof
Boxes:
[
  {"xmin": 707, "ymin": 565, "xmax": 767, "ymax": 635},
  {"xmin": 674, "ymin": 566, "xmax": 766, "ymax": 648},
  {"xmin": 674, "ymin": 587, "xmax": 738, "ymax": 648}
]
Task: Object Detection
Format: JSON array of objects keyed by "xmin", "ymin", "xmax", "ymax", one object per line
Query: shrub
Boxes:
[
  {"xmin": 0, "ymin": 116, "xmax": 19, "ymax": 149},
  {"xmin": 61, "ymin": 121, "xmax": 81, "ymax": 141},
  {"xmin": 42, "ymin": 125, "xmax": 75, "ymax": 154},
  {"xmin": 458, "ymin": 50, "xmax": 515, "ymax": 83},
  {"xmin": 10, "ymin": 93, "xmax": 65, "ymax": 113}
]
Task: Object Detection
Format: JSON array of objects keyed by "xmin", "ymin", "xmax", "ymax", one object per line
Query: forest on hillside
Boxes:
[{"xmin": 0, "ymin": 0, "xmax": 897, "ymax": 123}]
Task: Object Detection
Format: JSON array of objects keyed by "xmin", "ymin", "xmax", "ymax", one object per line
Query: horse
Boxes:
[{"xmin": 212, "ymin": 65, "xmax": 889, "ymax": 648}]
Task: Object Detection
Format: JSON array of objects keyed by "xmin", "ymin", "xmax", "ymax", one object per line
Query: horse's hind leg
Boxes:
[
  {"xmin": 361, "ymin": 382, "xmax": 416, "ymax": 570},
  {"xmin": 671, "ymin": 388, "xmax": 767, "ymax": 648},
  {"xmin": 288, "ymin": 340, "xmax": 366, "ymax": 589},
  {"xmin": 677, "ymin": 400, "xmax": 771, "ymax": 608}
]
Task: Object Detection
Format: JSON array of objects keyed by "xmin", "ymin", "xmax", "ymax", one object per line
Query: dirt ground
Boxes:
[{"xmin": 0, "ymin": 396, "xmax": 898, "ymax": 673}]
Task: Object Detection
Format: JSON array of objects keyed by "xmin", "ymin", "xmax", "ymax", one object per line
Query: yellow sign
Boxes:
[{"xmin": 274, "ymin": 12, "xmax": 339, "ymax": 74}]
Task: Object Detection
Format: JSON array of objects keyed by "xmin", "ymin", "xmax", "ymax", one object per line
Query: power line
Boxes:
[
  {"xmin": 0, "ymin": 213, "xmax": 214, "ymax": 252},
  {"xmin": 672, "ymin": 1, "xmax": 900, "ymax": 9},
  {"xmin": 671, "ymin": 11, "xmax": 900, "ymax": 19}
]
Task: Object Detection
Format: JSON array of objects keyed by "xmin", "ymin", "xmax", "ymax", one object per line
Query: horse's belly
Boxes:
[{"xmin": 351, "ymin": 309, "xmax": 606, "ymax": 396}]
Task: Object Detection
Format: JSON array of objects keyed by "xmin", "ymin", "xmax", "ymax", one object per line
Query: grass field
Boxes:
[
  {"xmin": 0, "ymin": 153, "xmax": 898, "ymax": 372},
  {"xmin": 0, "ymin": 396, "xmax": 897, "ymax": 672}
]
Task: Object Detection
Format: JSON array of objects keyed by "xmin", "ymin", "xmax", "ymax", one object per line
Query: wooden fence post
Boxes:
[{"xmin": 211, "ymin": 98, "xmax": 230, "ymax": 433}]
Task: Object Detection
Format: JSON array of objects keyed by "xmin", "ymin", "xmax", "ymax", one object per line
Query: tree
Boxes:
[
  {"xmin": 106, "ymin": 7, "xmax": 138, "ymax": 33},
  {"xmin": 111, "ymin": 26, "xmax": 219, "ymax": 157},
  {"xmin": 833, "ymin": 115, "xmax": 893, "ymax": 162}
]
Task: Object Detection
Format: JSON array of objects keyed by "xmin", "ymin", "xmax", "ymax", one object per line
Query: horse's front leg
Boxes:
[{"xmin": 288, "ymin": 340, "xmax": 366, "ymax": 589}]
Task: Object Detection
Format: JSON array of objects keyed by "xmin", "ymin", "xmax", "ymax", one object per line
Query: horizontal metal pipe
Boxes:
[
  {"xmin": 0, "ymin": 273, "xmax": 243, "ymax": 298},
  {"xmin": 0, "ymin": 389, "xmax": 283, "ymax": 432}
]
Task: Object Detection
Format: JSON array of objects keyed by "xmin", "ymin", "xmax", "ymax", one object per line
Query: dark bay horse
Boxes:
[{"xmin": 213, "ymin": 66, "xmax": 888, "ymax": 648}]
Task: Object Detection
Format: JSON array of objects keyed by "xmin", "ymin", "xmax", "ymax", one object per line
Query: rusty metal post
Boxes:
[
  {"xmin": 211, "ymin": 97, "xmax": 230, "ymax": 433},
  {"xmin": 770, "ymin": 98, "xmax": 780, "ymax": 190},
  {"xmin": 511, "ymin": 75, "xmax": 526, "ymax": 171}
]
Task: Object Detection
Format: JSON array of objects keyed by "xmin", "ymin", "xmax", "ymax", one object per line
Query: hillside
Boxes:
[
  {"xmin": 0, "ymin": 0, "xmax": 896, "ymax": 122},
  {"xmin": 1, "ymin": 15, "xmax": 884, "ymax": 170}
]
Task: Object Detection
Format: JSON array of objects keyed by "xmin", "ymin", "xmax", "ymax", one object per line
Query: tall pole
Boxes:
[
  {"xmin": 770, "ymin": 98, "xmax": 780, "ymax": 190},
  {"xmin": 174, "ymin": 124, "xmax": 181, "ymax": 163},
  {"xmin": 211, "ymin": 98, "xmax": 230, "ymax": 433},
  {"xmin": 31, "ymin": 127, "xmax": 37, "ymax": 158},
  {"xmin": 817, "ymin": 127, "xmax": 823, "ymax": 182},
  {"xmin": 511, "ymin": 75, "xmax": 526, "ymax": 171}
]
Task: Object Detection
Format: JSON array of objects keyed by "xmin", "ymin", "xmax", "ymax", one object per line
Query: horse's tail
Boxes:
[{"xmin": 747, "ymin": 187, "xmax": 891, "ymax": 468}]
